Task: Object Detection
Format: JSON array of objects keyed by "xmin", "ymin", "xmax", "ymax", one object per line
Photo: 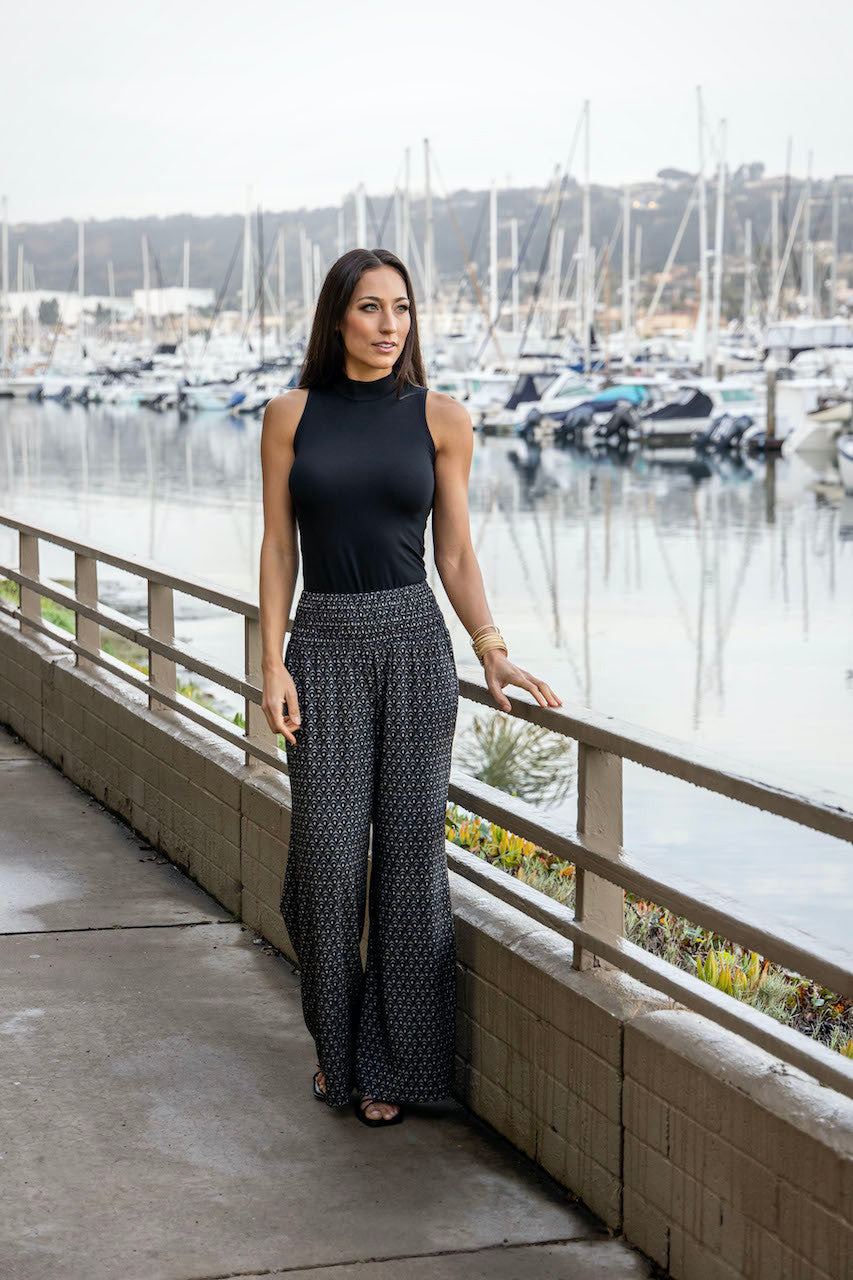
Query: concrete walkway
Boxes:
[{"xmin": 0, "ymin": 724, "xmax": 653, "ymax": 1280}]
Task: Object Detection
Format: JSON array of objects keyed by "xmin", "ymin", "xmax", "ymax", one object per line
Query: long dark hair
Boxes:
[{"xmin": 298, "ymin": 247, "xmax": 427, "ymax": 396}]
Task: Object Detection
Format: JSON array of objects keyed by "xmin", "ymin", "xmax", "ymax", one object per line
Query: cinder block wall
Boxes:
[
  {"xmin": 624, "ymin": 1011, "xmax": 853, "ymax": 1278},
  {"xmin": 451, "ymin": 879, "xmax": 664, "ymax": 1226},
  {"xmin": 4, "ymin": 617, "xmax": 853, "ymax": 1278}
]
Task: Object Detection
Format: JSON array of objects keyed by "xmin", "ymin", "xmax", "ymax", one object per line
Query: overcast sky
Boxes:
[{"xmin": 4, "ymin": 0, "xmax": 850, "ymax": 224}]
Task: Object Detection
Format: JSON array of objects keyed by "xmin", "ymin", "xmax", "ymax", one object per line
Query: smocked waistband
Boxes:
[{"xmin": 290, "ymin": 578, "xmax": 448, "ymax": 644}]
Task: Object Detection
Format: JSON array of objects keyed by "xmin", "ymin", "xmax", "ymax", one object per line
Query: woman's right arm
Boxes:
[{"xmin": 259, "ymin": 389, "xmax": 308, "ymax": 745}]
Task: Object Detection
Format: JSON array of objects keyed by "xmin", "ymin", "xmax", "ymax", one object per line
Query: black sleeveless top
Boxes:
[{"xmin": 288, "ymin": 368, "xmax": 436, "ymax": 593}]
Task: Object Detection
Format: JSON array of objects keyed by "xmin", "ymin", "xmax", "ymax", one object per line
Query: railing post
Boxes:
[
  {"xmin": 573, "ymin": 742, "xmax": 625, "ymax": 970},
  {"xmin": 74, "ymin": 551, "xmax": 99, "ymax": 673},
  {"xmin": 147, "ymin": 580, "xmax": 176, "ymax": 713},
  {"xmin": 19, "ymin": 532, "xmax": 40, "ymax": 638},
  {"xmin": 244, "ymin": 615, "xmax": 277, "ymax": 768}
]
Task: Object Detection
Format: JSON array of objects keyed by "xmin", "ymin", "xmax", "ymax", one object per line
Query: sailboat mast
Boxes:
[
  {"xmin": 312, "ymin": 243, "xmax": 321, "ymax": 312},
  {"xmin": 581, "ymin": 99, "xmax": 591, "ymax": 372},
  {"xmin": 78, "ymin": 219, "xmax": 85, "ymax": 360},
  {"xmin": 182, "ymin": 238, "xmax": 190, "ymax": 349},
  {"xmin": 586, "ymin": 242, "xmax": 595, "ymax": 370},
  {"xmin": 257, "ymin": 205, "xmax": 265, "ymax": 364},
  {"xmin": 394, "ymin": 188, "xmax": 402, "ymax": 257},
  {"xmin": 801, "ymin": 151, "xmax": 812, "ymax": 312},
  {"xmin": 403, "ymin": 146, "xmax": 411, "ymax": 264},
  {"xmin": 769, "ymin": 184, "xmax": 807, "ymax": 318},
  {"xmin": 423, "ymin": 137, "xmax": 434, "ymax": 352},
  {"xmin": 241, "ymin": 185, "xmax": 252, "ymax": 340},
  {"xmin": 633, "ymin": 225, "xmax": 642, "ymax": 332},
  {"xmin": 299, "ymin": 224, "xmax": 311, "ymax": 337},
  {"xmin": 356, "ymin": 184, "xmax": 367, "ymax": 246},
  {"xmin": 277, "ymin": 225, "xmax": 286, "ymax": 350},
  {"xmin": 830, "ymin": 176, "xmax": 840, "ymax": 315},
  {"xmin": 107, "ymin": 260, "xmax": 116, "ymax": 346},
  {"xmin": 696, "ymin": 86, "xmax": 709, "ymax": 374},
  {"xmin": 622, "ymin": 185, "xmax": 631, "ymax": 368},
  {"xmin": 0, "ymin": 196, "xmax": 8, "ymax": 372},
  {"xmin": 141, "ymin": 231, "xmax": 151, "ymax": 349},
  {"xmin": 770, "ymin": 190, "xmax": 779, "ymax": 321},
  {"xmin": 574, "ymin": 240, "xmax": 583, "ymax": 351},
  {"xmin": 710, "ymin": 117, "xmax": 726, "ymax": 373},
  {"xmin": 550, "ymin": 226, "xmax": 564, "ymax": 338},
  {"xmin": 31, "ymin": 260, "xmax": 38, "ymax": 351},
  {"xmin": 743, "ymin": 218, "xmax": 752, "ymax": 326},
  {"xmin": 489, "ymin": 180, "xmax": 498, "ymax": 326},
  {"xmin": 510, "ymin": 217, "xmax": 519, "ymax": 334}
]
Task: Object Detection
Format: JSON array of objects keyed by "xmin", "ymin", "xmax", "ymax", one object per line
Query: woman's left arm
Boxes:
[{"xmin": 426, "ymin": 390, "xmax": 562, "ymax": 715}]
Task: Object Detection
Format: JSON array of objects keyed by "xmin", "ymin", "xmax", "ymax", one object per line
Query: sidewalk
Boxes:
[{"xmin": 0, "ymin": 724, "xmax": 653, "ymax": 1280}]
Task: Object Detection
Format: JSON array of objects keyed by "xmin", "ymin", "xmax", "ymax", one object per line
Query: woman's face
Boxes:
[{"xmin": 338, "ymin": 266, "xmax": 411, "ymax": 377}]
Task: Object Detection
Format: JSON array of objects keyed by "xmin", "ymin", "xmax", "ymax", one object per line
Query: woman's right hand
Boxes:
[{"xmin": 262, "ymin": 662, "xmax": 301, "ymax": 745}]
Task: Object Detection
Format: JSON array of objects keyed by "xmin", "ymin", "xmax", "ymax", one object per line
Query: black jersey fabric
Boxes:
[{"xmin": 288, "ymin": 368, "xmax": 436, "ymax": 593}]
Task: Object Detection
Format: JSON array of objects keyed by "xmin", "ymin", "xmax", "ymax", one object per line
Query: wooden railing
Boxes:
[{"xmin": 2, "ymin": 512, "xmax": 852, "ymax": 1098}]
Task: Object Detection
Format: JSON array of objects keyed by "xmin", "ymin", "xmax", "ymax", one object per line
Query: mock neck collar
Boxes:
[{"xmin": 331, "ymin": 368, "xmax": 399, "ymax": 401}]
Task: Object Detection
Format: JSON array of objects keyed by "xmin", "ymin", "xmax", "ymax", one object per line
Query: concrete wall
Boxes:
[
  {"xmin": 3, "ymin": 616, "xmax": 852, "ymax": 1279},
  {"xmin": 624, "ymin": 1013, "xmax": 853, "ymax": 1278}
]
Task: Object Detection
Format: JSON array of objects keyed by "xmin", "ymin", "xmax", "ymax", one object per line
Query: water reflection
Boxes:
[{"xmin": 1, "ymin": 399, "xmax": 851, "ymax": 947}]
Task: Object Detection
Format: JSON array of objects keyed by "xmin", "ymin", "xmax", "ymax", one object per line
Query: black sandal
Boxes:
[
  {"xmin": 312, "ymin": 1067, "xmax": 326, "ymax": 1101},
  {"xmin": 354, "ymin": 1093, "xmax": 404, "ymax": 1127}
]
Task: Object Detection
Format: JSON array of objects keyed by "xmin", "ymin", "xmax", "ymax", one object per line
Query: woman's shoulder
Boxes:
[
  {"xmin": 424, "ymin": 389, "xmax": 473, "ymax": 459},
  {"xmin": 262, "ymin": 388, "xmax": 310, "ymax": 447},
  {"xmin": 425, "ymin": 388, "xmax": 473, "ymax": 435}
]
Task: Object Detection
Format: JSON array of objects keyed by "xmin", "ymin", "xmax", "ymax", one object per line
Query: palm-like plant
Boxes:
[{"xmin": 454, "ymin": 711, "xmax": 576, "ymax": 807}]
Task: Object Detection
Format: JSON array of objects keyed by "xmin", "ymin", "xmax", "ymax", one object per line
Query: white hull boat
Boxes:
[
  {"xmin": 640, "ymin": 381, "xmax": 763, "ymax": 444},
  {"xmin": 182, "ymin": 384, "xmax": 234, "ymax": 412},
  {"xmin": 808, "ymin": 397, "xmax": 852, "ymax": 425},
  {"xmin": 0, "ymin": 374, "xmax": 45, "ymax": 398},
  {"xmin": 781, "ymin": 416, "xmax": 844, "ymax": 458}
]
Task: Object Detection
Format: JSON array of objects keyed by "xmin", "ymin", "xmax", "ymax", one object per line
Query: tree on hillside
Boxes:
[{"xmin": 657, "ymin": 168, "xmax": 694, "ymax": 183}]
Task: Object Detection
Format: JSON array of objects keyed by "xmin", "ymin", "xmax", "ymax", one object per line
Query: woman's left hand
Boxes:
[{"xmin": 482, "ymin": 650, "xmax": 562, "ymax": 713}]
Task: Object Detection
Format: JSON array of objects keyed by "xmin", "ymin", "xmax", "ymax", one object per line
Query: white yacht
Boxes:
[
  {"xmin": 807, "ymin": 395, "xmax": 852, "ymax": 425},
  {"xmin": 0, "ymin": 374, "xmax": 45, "ymax": 398},
  {"xmin": 638, "ymin": 380, "xmax": 763, "ymax": 443},
  {"xmin": 455, "ymin": 370, "xmax": 525, "ymax": 427},
  {"xmin": 764, "ymin": 318, "xmax": 853, "ymax": 363}
]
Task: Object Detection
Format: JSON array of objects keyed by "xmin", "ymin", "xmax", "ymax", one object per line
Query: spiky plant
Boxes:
[{"xmin": 454, "ymin": 711, "xmax": 576, "ymax": 806}]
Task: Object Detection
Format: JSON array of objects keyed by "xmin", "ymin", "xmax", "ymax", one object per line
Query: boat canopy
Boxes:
[
  {"xmin": 504, "ymin": 372, "xmax": 558, "ymax": 410},
  {"xmin": 593, "ymin": 384, "xmax": 649, "ymax": 406},
  {"xmin": 645, "ymin": 389, "xmax": 714, "ymax": 421}
]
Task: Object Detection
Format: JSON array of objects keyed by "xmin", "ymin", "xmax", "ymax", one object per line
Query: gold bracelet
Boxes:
[
  {"xmin": 472, "ymin": 632, "xmax": 508, "ymax": 664},
  {"xmin": 471, "ymin": 640, "xmax": 504, "ymax": 660},
  {"xmin": 473, "ymin": 631, "xmax": 506, "ymax": 653},
  {"xmin": 471, "ymin": 623, "xmax": 500, "ymax": 642}
]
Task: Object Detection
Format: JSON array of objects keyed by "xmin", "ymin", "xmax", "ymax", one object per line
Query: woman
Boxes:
[{"xmin": 259, "ymin": 247, "xmax": 561, "ymax": 1127}]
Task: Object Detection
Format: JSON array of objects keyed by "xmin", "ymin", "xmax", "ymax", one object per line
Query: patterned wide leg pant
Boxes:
[{"xmin": 279, "ymin": 578, "xmax": 459, "ymax": 1108}]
